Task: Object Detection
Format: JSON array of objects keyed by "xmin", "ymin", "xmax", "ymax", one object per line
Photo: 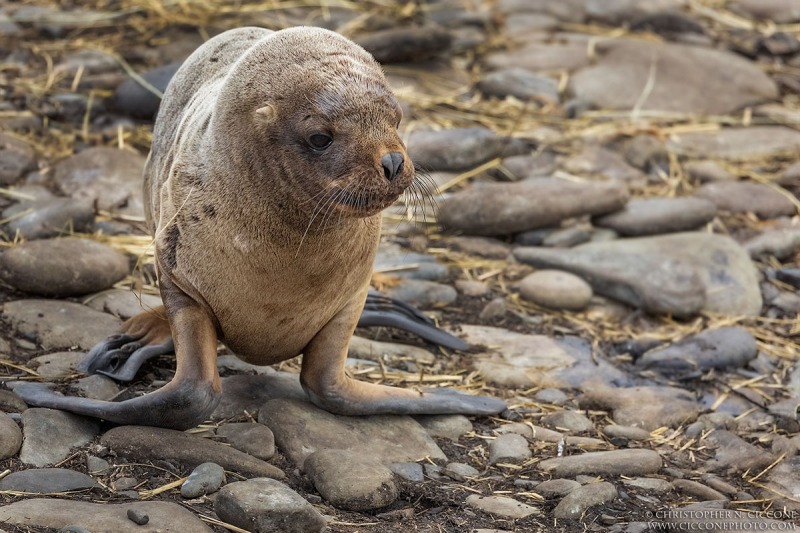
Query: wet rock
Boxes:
[
  {"xmin": 541, "ymin": 410, "xmax": 595, "ymax": 433},
  {"xmin": 561, "ymin": 145, "xmax": 644, "ymax": 182},
  {"xmin": 539, "ymin": 449, "xmax": 661, "ymax": 477},
  {"xmin": 489, "ymin": 433, "xmax": 532, "ymax": 464},
  {"xmin": 304, "ymin": 449, "xmax": 398, "ymax": 511},
  {"xmin": 389, "ymin": 462, "xmax": 424, "ymax": 482},
  {"xmin": 439, "ymin": 178, "xmax": 628, "ymax": 236},
  {"xmin": 465, "ymin": 494, "xmax": 540, "ymax": 519},
  {"xmin": 385, "ymin": 279, "xmax": 457, "ymax": 308},
  {"xmin": 20, "ymin": 408, "xmax": 99, "ymax": 467},
  {"xmin": 672, "ymin": 479, "xmax": 727, "ymax": 501},
  {"xmin": 355, "ymin": 26, "xmax": 452, "ymax": 63},
  {"xmin": 694, "ymin": 181, "xmax": 795, "ymax": 219},
  {"xmin": 535, "ymin": 478, "xmax": 580, "ymax": 498},
  {"xmin": 553, "ymin": 481, "xmax": 617, "ymax": 520},
  {"xmin": 637, "ymin": 327, "xmax": 758, "ymax": 374},
  {"xmin": 211, "ymin": 373, "xmax": 307, "ymax": 420},
  {"xmin": 593, "ymin": 197, "xmax": 716, "ymax": 236},
  {"xmin": 0, "ymin": 411, "xmax": 22, "ymax": 459},
  {"xmin": 465, "ymin": 325, "xmax": 631, "ymax": 389},
  {"xmin": 477, "ymin": 68, "xmax": 559, "ymax": 103},
  {"xmin": 443, "ymin": 462, "xmax": 479, "ymax": 481},
  {"xmin": 3, "ymin": 197, "xmax": 95, "ymax": 240},
  {"xmin": 579, "ymin": 383, "xmax": 701, "ymax": 431},
  {"xmin": 603, "ymin": 424, "xmax": 650, "ymax": 442},
  {"xmin": 0, "ymin": 132, "xmax": 36, "ymax": 186},
  {"xmin": 413, "ymin": 414, "xmax": 473, "ymax": 441},
  {"xmin": 0, "ymin": 238, "xmax": 129, "ymax": 297},
  {"xmin": 518, "ymin": 270, "xmax": 593, "ymax": 311},
  {"xmin": 569, "ymin": 39, "xmax": 777, "ymax": 114},
  {"xmin": 705, "ymin": 430, "xmax": 774, "ymax": 473},
  {"xmin": 100, "ymin": 426, "xmax": 285, "ymax": 479},
  {"xmin": 514, "ymin": 232, "xmax": 762, "ymax": 317},
  {"xmin": 181, "ymin": 462, "xmax": 225, "ymax": 498},
  {"xmin": 52, "ymin": 147, "xmax": 146, "ymax": 216},
  {"xmin": 215, "ymin": 478, "xmax": 326, "ymax": 533},
  {"xmin": 259, "ymin": 399, "xmax": 445, "ymax": 466},
  {"xmin": 84, "ymin": 289, "xmax": 163, "ymax": 320},
  {"xmin": 668, "ymin": 127, "xmax": 800, "ymax": 160},
  {"xmin": 745, "ymin": 227, "xmax": 800, "ymax": 260},
  {"xmin": 684, "ymin": 160, "xmax": 737, "ymax": 183},
  {"xmin": 114, "ymin": 61, "xmax": 181, "ymax": 119},
  {"xmin": 0, "ymin": 498, "xmax": 213, "ymax": 532},
  {"xmin": 406, "ymin": 128, "xmax": 531, "ymax": 172},
  {"xmin": 0, "ymin": 469, "xmax": 98, "ymax": 493}
]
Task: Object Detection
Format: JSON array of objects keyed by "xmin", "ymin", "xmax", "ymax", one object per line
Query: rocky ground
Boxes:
[{"xmin": 0, "ymin": 0, "xmax": 799, "ymax": 532}]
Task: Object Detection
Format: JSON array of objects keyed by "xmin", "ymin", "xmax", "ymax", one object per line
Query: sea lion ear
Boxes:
[{"xmin": 255, "ymin": 103, "xmax": 276, "ymax": 122}]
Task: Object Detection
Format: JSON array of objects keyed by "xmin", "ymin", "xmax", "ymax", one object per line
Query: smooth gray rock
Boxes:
[
  {"xmin": 211, "ymin": 373, "xmax": 307, "ymax": 420},
  {"xmin": 388, "ymin": 462, "xmax": 425, "ymax": 482},
  {"xmin": 4, "ymin": 197, "xmax": 95, "ymax": 240},
  {"xmin": 514, "ymin": 232, "xmax": 762, "ymax": 317},
  {"xmin": 694, "ymin": 181, "xmax": 796, "ymax": 219},
  {"xmin": 86, "ymin": 455, "xmax": 110, "ymax": 474},
  {"xmin": 114, "ymin": 61, "xmax": 182, "ymax": 119},
  {"xmin": 540, "ymin": 410, "xmax": 595, "ymax": 433},
  {"xmin": 0, "ymin": 411, "xmax": 22, "ymax": 459},
  {"xmin": 0, "ymin": 469, "xmax": 98, "ymax": 493},
  {"xmin": 622, "ymin": 477, "xmax": 673, "ymax": 493},
  {"xmin": 215, "ymin": 478, "xmax": 326, "ymax": 533},
  {"xmin": 385, "ymin": 279, "xmax": 457, "ymax": 308},
  {"xmin": 52, "ymin": 147, "xmax": 146, "ymax": 216},
  {"xmin": 705, "ymin": 430, "xmax": 775, "ymax": 473},
  {"xmin": 603, "ymin": 425, "xmax": 650, "ymax": 442},
  {"xmin": 465, "ymin": 494, "xmax": 540, "ymax": 519},
  {"xmin": 668, "ymin": 127, "xmax": 800, "ymax": 160},
  {"xmin": 539, "ymin": 449, "xmax": 661, "ymax": 477},
  {"xmin": 443, "ymin": 462, "xmax": 480, "ymax": 481},
  {"xmin": 439, "ymin": 178, "xmax": 628, "ymax": 236},
  {"xmin": 0, "ymin": 132, "xmax": 36, "ymax": 185},
  {"xmin": 593, "ymin": 197, "xmax": 717, "ymax": 236},
  {"xmin": 304, "ymin": 449, "xmax": 398, "ymax": 511},
  {"xmin": 355, "ymin": 26, "xmax": 452, "ymax": 64},
  {"xmin": 561, "ymin": 145, "xmax": 644, "ymax": 182},
  {"xmin": 484, "ymin": 33, "xmax": 592, "ymax": 72},
  {"xmin": 181, "ymin": 462, "xmax": 225, "ymax": 498},
  {"xmin": 29, "ymin": 351, "xmax": 86, "ymax": 378},
  {"xmin": 0, "ymin": 238, "xmax": 129, "ymax": 297},
  {"xmin": 0, "ymin": 498, "xmax": 213, "ymax": 532},
  {"xmin": 585, "ymin": 0, "xmax": 685, "ymax": 24},
  {"xmin": 259, "ymin": 399, "xmax": 445, "ymax": 466},
  {"xmin": 413, "ymin": 414, "xmax": 473, "ymax": 441},
  {"xmin": 20, "ymin": 408, "xmax": 99, "ymax": 467},
  {"xmin": 518, "ymin": 270, "xmax": 593, "ymax": 311},
  {"xmin": 569, "ymin": 39, "xmax": 777, "ymax": 114},
  {"xmin": 215, "ymin": 422, "xmax": 275, "ymax": 461},
  {"xmin": 672, "ymin": 479, "xmax": 728, "ymax": 501},
  {"xmin": 731, "ymin": 0, "xmax": 800, "ymax": 22},
  {"xmin": 74, "ymin": 374, "xmax": 120, "ymax": 400},
  {"xmin": 637, "ymin": 327, "xmax": 758, "ymax": 374},
  {"xmin": 534, "ymin": 388, "xmax": 569, "ymax": 405},
  {"xmin": 406, "ymin": 127, "xmax": 531, "ymax": 172},
  {"xmin": 84, "ymin": 289, "xmax": 163, "ymax": 320},
  {"xmin": 489, "ymin": 433, "xmax": 532, "ymax": 464},
  {"xmin": 477, "ymin": 68, "xmax": 559, "ymax": 102},
  {"xmin": 685, "ymin": 160, "xmax": 737, "ymax": 183},
  {"xmin": 100, "ymin": 426, "xmax": 285, "ymax": 479},
  {"xmin": 745, "ymin": 227, "xmax": 800, "ymax": 260},
  {"xmin": 535, "ymin": 478, "xmax": 580, "ymax": 498},
  {"xmin": 2, "ymin": 299, "xmax": 122, "ymax": 350},
  {"xmin": 553, "ymin": 481, "xmax": 617, "ymax": 519},
  {"xmin": 579, "ymin": 383, "xmax": 701, "ymax": 431}
]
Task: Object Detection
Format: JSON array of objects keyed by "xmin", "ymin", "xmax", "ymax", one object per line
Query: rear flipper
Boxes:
[{"xmin": 77, "ymin": 306, "xmax": 174, "ymax": 382}]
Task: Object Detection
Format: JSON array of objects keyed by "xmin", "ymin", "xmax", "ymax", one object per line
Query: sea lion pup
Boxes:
[{"xmin": 16, "ymin": 27, "xmax": 506, "ymax": 429}]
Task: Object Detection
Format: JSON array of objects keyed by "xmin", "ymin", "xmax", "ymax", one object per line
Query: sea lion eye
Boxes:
[{"xmin": 308, "ymin": 133, "xmax": 333, "ymax": 151}]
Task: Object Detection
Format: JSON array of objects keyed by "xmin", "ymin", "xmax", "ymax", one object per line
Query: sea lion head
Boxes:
[{"xmin": 217, "ymin": 27, "xmax": 415, "ymax": 223}]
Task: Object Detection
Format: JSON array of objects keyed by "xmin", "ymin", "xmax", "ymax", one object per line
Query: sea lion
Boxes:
[{"xmin": 16, "ymin": 26, "xmax": 505, "ymax": 429}]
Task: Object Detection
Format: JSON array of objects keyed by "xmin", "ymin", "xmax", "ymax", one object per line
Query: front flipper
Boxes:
[
  {"xmin": 14, "ymin": 274, "xmax": 222, "ymax": 430},
  {"xmin": 302, "ymin": 288, "xmax": 506, "ymax": 417},
  {"xmin": 78, "ymin": 307, "xmax": 175, "ymax": 381}
]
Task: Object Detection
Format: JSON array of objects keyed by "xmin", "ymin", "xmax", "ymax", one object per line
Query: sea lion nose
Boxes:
[{"xmin": 381, "ymin": 152, "xmax": 404, "ymax": 181}]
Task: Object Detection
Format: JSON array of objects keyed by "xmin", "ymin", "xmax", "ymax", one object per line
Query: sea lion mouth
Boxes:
[{"xmin": 335, "ymin": 192, "xmax": 399, "ymax": 216}]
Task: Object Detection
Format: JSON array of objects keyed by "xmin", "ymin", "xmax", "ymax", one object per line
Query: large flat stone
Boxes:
[{"xmin": 668, "ymin": 127, "xmax": 800, "ymax": 160}]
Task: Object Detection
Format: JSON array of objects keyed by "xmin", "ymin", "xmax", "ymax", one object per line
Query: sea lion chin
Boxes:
[{"xmin": 14, "ymin": 26, "xmax": 506, "ymax": 429}]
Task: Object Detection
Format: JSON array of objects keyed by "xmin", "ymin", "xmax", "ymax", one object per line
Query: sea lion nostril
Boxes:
[{"xmin": 381, "ymin": 152, "xmax": 404, "ymax": 181}]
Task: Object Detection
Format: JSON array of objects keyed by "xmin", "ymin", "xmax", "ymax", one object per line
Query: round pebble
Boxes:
[
  {"xmin": 489, "ymin": 433, "xmax": 532, "ymax": 465},
  {"xmin": 181, "ymin": 462, "xmax": 226, "ymax": 498},
  {"xmin": 518, "ymin": 270, "xmax": 593, "ymax": 311},
  {"xmin": 126, "ymin": 508, "xmax": 149, "ymax": 525},
  {"xmin": 540, "ymin": 410, "xmax": 595, "ymax": 433}
]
